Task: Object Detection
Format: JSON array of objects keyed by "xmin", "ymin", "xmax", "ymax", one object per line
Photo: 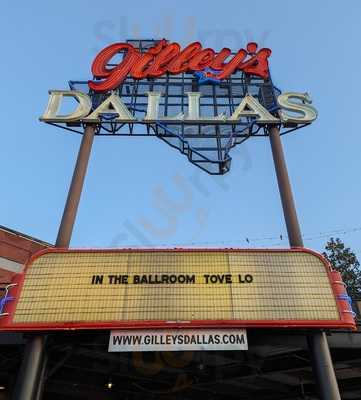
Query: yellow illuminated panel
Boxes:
[{"xmin": 12, "ymin": 250, "xmax": 340, "ymax": 324}]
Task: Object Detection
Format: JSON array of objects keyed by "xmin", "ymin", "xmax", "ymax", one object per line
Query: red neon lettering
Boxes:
[
  {"xmin": 131, "ymin": 39, "xmax": 168, "ymax": 79},
  {"xmin": 146, "ymin": 43, "xmax": 181, "ymax": 77},
  {"xmin": 88, "ymin": 43, "xmax": 140, "ymax": 92},
  {"xmin": 89, "ymin": 40, "xmax": 271, "ymax": 92},
  {"xmin": 209, "ymin": 49, "xmax": 247, "ymax": 80},
  {"xmin": 238, "ymin": 43, "xmax": 272, "ymax": 78},
  {"xmin": 210, "ymin": 48, "xmax": 232, "ymax": 70},
  {"xmin": 188, "ymin": 48, "xmax": 215, "ymax": 71},
  {"xmin": 167, "ymin": 42, "xmax": 202, "ymax": 74}
]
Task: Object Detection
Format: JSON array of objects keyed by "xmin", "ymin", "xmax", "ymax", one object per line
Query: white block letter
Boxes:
[
  {"xmin": 83, "ymin": 93, "xmax": 136, "ymax": 122},
  {"xmin": 277, "ymin": 92, "xmax": 318, "ymax": 124},
  {"xmin": 40, "ymin": 90, "xmax": 92, "ymax": 122}
]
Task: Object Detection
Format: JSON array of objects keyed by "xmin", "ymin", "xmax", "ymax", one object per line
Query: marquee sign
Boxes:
[
  {"xmin": 39, "ymin": 38, "xmax": 318, "ymax": 175},
  {"xmin": 0, "ymin": 248, "xmax": 355, "ymax": 331}
]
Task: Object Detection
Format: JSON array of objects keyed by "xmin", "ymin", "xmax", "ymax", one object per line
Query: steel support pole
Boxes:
[
  {"xmin": 33, "ymin": 354, "xmax": 47, "ymax": 400},
  {"xmin": 12, "ymin": 125, "xmax": 96, "ymax": 400},
  {"xmin": 268, "ymin": 125, "xmax": 341, "ymax": 400},
  {"xmin": 11, "ymin": 336, "xmax": 46, "ymax": 400},
  {"xmin": 55, "ymin": 124, "xmax": 96, "ymax": 248}
]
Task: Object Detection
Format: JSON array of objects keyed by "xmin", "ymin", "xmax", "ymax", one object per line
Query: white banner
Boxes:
[{"xmin": 109, "ymin": 329, "xmax": 248, "ymax": 352}]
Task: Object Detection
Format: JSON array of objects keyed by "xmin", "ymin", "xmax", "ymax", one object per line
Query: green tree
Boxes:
[{"xmin": 323, "ymin": 237, "xmax": 361, "ymax": 296}]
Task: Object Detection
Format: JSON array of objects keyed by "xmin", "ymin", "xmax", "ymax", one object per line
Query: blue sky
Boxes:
[{"xmin": 1, "ymin": 0, "xmax": 360, "ymax": 256}]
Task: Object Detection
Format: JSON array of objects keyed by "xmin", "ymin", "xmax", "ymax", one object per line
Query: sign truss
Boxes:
[{"xmin": 45, "ymin": 39, "xmax": 309, "ymax": 175}]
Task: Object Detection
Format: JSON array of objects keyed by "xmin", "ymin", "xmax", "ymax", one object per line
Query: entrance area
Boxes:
[{"xmin": 1, "ymin": 328, "xmax": 361, "ymax": 399}]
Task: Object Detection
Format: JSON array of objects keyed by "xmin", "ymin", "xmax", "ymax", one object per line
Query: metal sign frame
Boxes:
[{"xmin": 43, "ymin": 39, "xmax": 311, "ymax": 175}]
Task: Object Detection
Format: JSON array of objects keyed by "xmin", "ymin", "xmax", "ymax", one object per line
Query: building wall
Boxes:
[{"xmin": 0, "ymin": 227, "xmax": 51, "ymax": 289}]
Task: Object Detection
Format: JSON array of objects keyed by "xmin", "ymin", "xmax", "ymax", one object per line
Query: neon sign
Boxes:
[
  {"xmin": 39, "ymin": 38, "xmax": 319, "ymax": 174},
  {"xmin": 88, "ymin": 40, "xmax": 272, "ymax": 93},
  {"xmin": 0, "ymin": 284, "xmax": 17, "ymax": 317}
]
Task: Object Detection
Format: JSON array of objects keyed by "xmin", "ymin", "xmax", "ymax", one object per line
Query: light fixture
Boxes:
[
  {"xmin": 0, "ymin": 386, "xmax": 5, "ymax": 390},
  {"xmin": 106, "ymin": 380, "xmax": 113, "ymax": 389}
]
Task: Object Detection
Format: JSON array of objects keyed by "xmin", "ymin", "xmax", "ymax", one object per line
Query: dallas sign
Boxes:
[{"xmin": 40, "ymin": 40, "xmax": 318, "ymax": 126}]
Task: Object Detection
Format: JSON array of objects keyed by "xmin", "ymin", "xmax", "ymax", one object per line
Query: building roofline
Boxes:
[{"xmin": 0, "ymin": 225, "xmax": 53, "ymax": 247}]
